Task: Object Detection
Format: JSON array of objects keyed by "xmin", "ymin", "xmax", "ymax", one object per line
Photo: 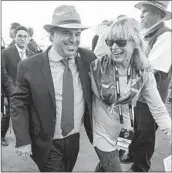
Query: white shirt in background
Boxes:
[
  {"xmin": 15, "ymin": 44, "xmax": 27, "ymax": 61},
  {"xmin": 148, "ymin": 32, "xmax": 171, "ymax": 73},
  {"xmin": 94, "ymin": 25, "xmax": 111, "ymax": 58}
]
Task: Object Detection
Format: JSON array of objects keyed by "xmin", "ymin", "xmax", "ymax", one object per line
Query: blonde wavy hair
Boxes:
[{"xmin": 107, "ymin": 17, "xmax": 150, "ymax": 72}]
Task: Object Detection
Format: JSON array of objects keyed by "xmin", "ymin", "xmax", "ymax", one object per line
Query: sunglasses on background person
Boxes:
[{"xmin": 105, "ymin": 39, "xmax": 127, "ymax": 47}]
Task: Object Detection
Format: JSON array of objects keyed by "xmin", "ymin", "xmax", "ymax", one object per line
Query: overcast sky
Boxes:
[{"xmin": 2, "ymin": 1, "xmax": 171, "ymax": 48}]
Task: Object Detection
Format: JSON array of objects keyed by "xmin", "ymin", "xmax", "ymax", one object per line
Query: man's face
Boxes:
[
  {"xmin": 140, "ymin": 5, "xmax": 160, "ymax": 29},
  {"xmin": 15, "ymin": 30, "xmax": 29, "ymax": 49},
  {"xmin": 52, "ymin": 28, "xmax": 81, "ymax": 58}
]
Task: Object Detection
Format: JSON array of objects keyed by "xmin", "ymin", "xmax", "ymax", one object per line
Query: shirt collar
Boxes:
[
  {"xmin": 15, "ymin": 44, "xmax": 26, "ymax": 54},
  {"xmin": 143, "ymin": 20, "xmax": 164, "ymax": 37},
  {"xmin": 48, "ymin": 46, "xmax": 77, "ymax": 62},
  {"xmin": 48, "ymin": 47, "xmax": 63, "ymax": 62}
]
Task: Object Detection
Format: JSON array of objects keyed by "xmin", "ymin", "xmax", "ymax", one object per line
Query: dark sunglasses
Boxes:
[{"xmin": 105, "ymin": 39, "xmax": 127, "ymax": 47}]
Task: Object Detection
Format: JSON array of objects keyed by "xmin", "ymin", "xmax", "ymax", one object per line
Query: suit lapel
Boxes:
[
  {"xmin": 41, "ymin": 47, "xmax": 56, "ymax": 107},
  {"xmin": 40, "ymin": 47, "xmax": 89, "ymax": 109},
  {"xmin": 75, "ymin": 50, "xmax": 88, "ymax": 102},
  {"xmin": 12, "ymin": 45, "xmax": 21, "ymax": 63}
]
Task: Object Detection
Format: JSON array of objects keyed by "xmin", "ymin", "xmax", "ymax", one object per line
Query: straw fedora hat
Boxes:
[
  {"xmin": 135, "ymin": 1, "xmax": 172, "ymax": 20},
  {"xmin": 44, "ymin": 5, "xmax": 88, "ymax": 32}
]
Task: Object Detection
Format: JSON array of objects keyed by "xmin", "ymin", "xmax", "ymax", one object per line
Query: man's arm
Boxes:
[
  {"xmin": 148, "ymin": 32, "xmax": 171, "ymax": 73},
  {"xmin": 92, "ymin": 35, "xmax": 99, "ymax": 51},
  {"xmin": 10, "ymin": 61, "xmax": 32, "ymax": 148},
  {"xmin": 1, "ymin": 58, "xmax": 14, "ymax": 98},
  {"xmin": 2, "ymin": 49, "xmax": 9, "ymax": 72}
]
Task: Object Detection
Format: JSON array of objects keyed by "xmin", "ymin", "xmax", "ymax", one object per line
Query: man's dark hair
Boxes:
[
  {"xmin": 10, "ymin": 22, "xmax": 21, "ymax": 30},
  {"xmin": 14, "ymin": 26, "xmax": 28, "ymax": 35}
]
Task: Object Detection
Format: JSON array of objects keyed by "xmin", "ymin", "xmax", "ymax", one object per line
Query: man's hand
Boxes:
[
  {"xmin": 4, "ymin": 97, "xmax": 8, "ymax": 106},
  {"xmin": 17, "ymin": 144, "xmax": 32, "ymax": 161}
]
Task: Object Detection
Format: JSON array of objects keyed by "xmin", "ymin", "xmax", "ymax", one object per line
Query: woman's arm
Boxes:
[{"xmin": 140, "ymin": 70, "xmax": 171, "ymax": 140}]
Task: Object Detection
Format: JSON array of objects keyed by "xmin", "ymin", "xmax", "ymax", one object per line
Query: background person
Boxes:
[
  {"xmin": 8, "ymin": 22, "xmax": 21, "ymax": 47},
  {"xmin": 2, "ymin": 26, "xmax": 34, "ymax": 146},
  {"xmin": 27, "ymin": 27, "xmax": 43, "ymax": 54},
  {"xmin": 1, "ymin": 58, "xmax": 14, "ymax": 146},
  {"xmin": 121, "ymin": 1, "xmax": 172, "ymax": 172},
  {"xmin": 2, "ymin": 26, "xmax": 34, "ymax": 85},
  {"xmin": 92, "ymin": 20, "xmax": 110, "ymax": 51},
  {"xmin": 93, "ymin": 20, "xmax": 112, "ymax": 58}
]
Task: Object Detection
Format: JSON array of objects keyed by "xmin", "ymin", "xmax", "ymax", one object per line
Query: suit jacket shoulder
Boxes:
[
  {"xmin": 26, "ymin": 47, "xmax": 36, "ymax": 57},
  {"xmin": 78, "ymin": 47, "xmax": 96, "ymax": 63},
  {"xmin": 17, "ymin": 51, "xmax": 43, "ymax": 72},
  {"xmin": 2, "ymin": 45, "xmax": 18, "ymax": 64},
  {"xmin": 2, "ymin": 44, "xmax": 16, "ymax": 55},
  {"xmin": 3, "ymin": 45, "xmax": 34, "ymax": 58}
]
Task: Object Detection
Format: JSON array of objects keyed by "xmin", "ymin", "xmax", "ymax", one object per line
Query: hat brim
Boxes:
[
  {"xmin": 135, "ymin": 2, "xmax": 172, "ymax": 20},
  {"xmin": 44, "ymin": 24, "xmax": 89, "ymax": 32}
]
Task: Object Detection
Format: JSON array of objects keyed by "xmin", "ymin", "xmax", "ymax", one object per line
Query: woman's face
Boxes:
[{"xmin": 108, "ymin": 38, "xmax": 135, "ymax": 64}]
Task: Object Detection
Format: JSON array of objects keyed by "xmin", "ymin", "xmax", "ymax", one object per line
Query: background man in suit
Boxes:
[
  {"xmin": 2, "ymin": 26, "xmax": 34, "ymax": 85},
  {"xmin": 2, "ymin": 26, "xmax": 34, "ymax": 146},
  {"xmin": 1, "ymin": 38, "xmax": 14, "ymax": 146},
  {"xmin": 1, "ymin": 58, "xmax": 14, "ymax": 146},
  {"xmin": 92, "ymin": 20, "xmax": 111, "ymax": 52},
  {"xmin": 27, "ymin": 27, "xmax": 43, "ymax": 54},
  {"xmin": 10, "ymin": 5, "xmax": 96, "ymax": 172},
  {"xmin": 8, "ymin": 22, "xmax": 21, "ymax": 47},
  {"xmin": 121, "ymin": 1, "xmax": 172, "ymax": 172}
]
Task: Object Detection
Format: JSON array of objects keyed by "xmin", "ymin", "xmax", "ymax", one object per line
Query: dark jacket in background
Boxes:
[
  {"xmin": 1, "ymin": 53, "xmax": 14, "ymax": 139},
  {"xmin": 1, "ymin": 58, "xmax": 14, "ymax": 98},
  {"xmin": 2, "ymin": 45, "xmax": 35, "ymax": 85},
  {"xmin": 27, "ymin": 39, "xmax": 43, "ymax": 54}
]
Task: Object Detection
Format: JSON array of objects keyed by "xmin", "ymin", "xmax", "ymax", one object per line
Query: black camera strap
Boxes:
[{"xmin": 114, "ymin": 65, "xmax": 134, "ymax": 127}]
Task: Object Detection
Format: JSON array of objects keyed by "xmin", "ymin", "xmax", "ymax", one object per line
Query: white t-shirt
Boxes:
[{"xmin": 148, "ymin": 32, "xmax": 171, "ymax": 73}]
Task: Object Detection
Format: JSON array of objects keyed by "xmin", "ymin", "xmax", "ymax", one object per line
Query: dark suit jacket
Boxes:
[
  {"xmin": 2, "ymin": 45, "xmax": 35, "ymax": 85},
  {"xmin": 1, "ymin": 58, "xmax": 14, "ymax": 98},
  {"xmin": 10, "ymin": 46, "xmax": 96, "ymax": 170}
]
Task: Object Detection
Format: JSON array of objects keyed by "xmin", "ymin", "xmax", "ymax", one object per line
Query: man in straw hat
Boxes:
[
  {"xmin": 10, "ymin": 5, "xmax": 96, "ymax": 171},
  {"xmin": 121, "ymin": 1, "xmax": 172, "ymax": 171}
]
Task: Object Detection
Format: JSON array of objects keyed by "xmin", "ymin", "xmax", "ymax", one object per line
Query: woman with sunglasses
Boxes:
[{"xmin": 90, "ymin": 17, "xmax": 171, "ymax": 172}]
